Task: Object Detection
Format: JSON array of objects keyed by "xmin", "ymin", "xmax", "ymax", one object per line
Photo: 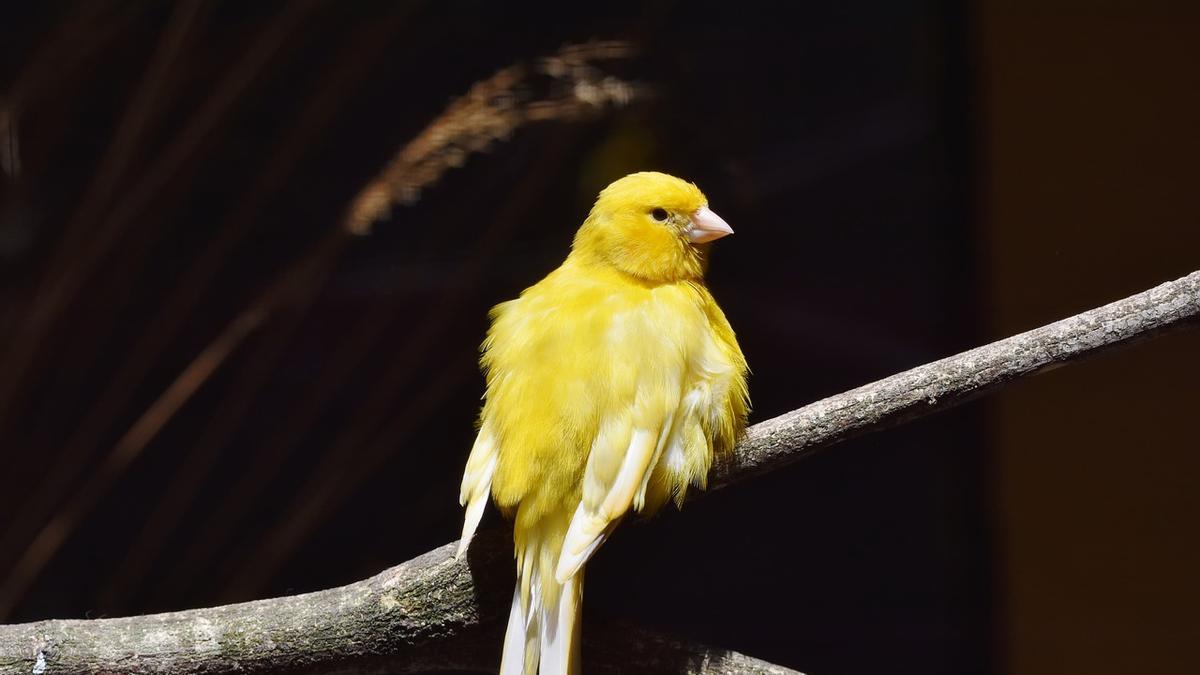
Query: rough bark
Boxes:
[{"xmin": 0, "ymin": 269, "xmax": 1195, "ymax": 673}]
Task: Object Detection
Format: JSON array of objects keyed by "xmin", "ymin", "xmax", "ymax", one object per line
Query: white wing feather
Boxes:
[
  {"xmin": 456, "ymin": 427, "xmax": 497, "ymax": 559},
  {"xmin": 555, "ymin": 427, "xmax": 657, "ymax": 582}
]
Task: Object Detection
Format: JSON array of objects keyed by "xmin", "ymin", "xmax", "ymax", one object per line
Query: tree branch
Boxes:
[
  {"xmin": 712, "ymin": 269, "xmax": 1200, "ymax": 490},
  {"xmin": 1, "ymin": 270, "xmax": 1195, "ymax": 673},
  {"xmin": 0, "ymin": 533, "xmax": 798, "ymax": 674}
]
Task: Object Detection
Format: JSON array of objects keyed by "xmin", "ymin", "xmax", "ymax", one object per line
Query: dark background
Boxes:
[{"xmin": 1, "ymin": 2, "xmax": 1196, "ymax": 674}]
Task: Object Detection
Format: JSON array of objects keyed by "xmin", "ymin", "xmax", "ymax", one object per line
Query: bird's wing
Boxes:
[
  {"xmin": 555, "ymin": 375, "xmax": 685, "ymax": 582},
  {"xmin": 456, "ymin": 424, "xmax": 497, "ymax": 559},
  {"xmin": 554, "ymin": 294, "xmax": 747, "ymax": 583},
  {"xmin": 556, "ymin": 423, "xmax": 655, "ymax": 582}
]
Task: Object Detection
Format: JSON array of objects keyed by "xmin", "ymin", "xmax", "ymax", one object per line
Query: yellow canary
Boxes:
[{"xmin": 457, "ymin": 172, "xmax": 749, "ymax": 675}]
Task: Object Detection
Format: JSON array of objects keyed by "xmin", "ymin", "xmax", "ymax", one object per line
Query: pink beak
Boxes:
[{"xmin": 688, "ymin": 206, "xmax": 734, "ymax": 243}]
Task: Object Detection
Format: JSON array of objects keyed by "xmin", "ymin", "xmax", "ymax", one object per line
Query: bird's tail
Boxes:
[{"xmin": 500, "ymin": 540, "xmax": 584, "ymax": 675}]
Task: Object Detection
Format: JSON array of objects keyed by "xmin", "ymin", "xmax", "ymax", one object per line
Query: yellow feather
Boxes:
[{"xmin": 461, "ymin": 171, "xmax": 749, "ymax": 674}]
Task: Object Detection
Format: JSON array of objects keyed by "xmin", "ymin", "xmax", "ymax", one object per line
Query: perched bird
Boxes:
[{"xmin": 457, "ymin": 171, "xmax": 749, "ymax": 674}]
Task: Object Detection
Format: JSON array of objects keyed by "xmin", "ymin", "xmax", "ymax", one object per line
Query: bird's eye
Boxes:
[{"xmin": 650, "ymin": 208, "xmax": 669, "ymax": 222}]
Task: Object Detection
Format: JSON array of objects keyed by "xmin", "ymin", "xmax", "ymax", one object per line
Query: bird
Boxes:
[{"xmin": 456, "ymin": 171, "xmax": 750, "ymax": 675}]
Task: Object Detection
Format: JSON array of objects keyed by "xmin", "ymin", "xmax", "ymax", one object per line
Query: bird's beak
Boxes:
[{"xmin": 688, "ymin": 206, "xmax": 734, "ymax": 243}]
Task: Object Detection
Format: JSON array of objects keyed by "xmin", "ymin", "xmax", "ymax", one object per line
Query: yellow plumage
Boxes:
[{"xmin": 457, "ymin": 172, "xmax": 749, "ymax": 675}]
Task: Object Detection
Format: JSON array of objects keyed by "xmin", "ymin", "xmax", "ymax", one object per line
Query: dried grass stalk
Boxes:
[{"xmin": 344, "ymin": 40, "xmax": 640, "ymax": 235}]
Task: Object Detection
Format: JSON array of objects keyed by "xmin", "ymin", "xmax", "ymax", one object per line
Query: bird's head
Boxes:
[{"xmin": 571, "ymin": 171, "xmax": 734, "ymax": 283}]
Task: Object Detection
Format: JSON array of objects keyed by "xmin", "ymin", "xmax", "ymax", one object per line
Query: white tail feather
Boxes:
[
  {"xmin": 539, "ymin": 572, "xmax": 582, "ymax": 675},
  {"xmin": 500, "ymin": 585, "xmax": 532, "ymax": 675},
  {"xmin": 502, "ymin": 555, "xmax": 584, "ymax": 674}
]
